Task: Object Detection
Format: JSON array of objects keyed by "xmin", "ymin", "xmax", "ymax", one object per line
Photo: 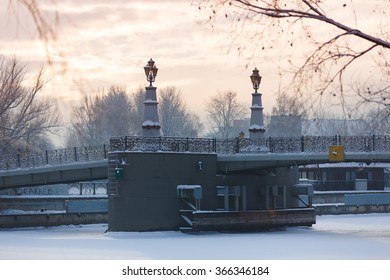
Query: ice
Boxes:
[{"xmin": 1, "ymin": 213, "xmax": 390, "ymax": 259}]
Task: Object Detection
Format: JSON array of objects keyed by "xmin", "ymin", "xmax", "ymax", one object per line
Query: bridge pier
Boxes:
[{"xmin": 107, "ymin": 151, "xmax": 315, "ymax": 232}]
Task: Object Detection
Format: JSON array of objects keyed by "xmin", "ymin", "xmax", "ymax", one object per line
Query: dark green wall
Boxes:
[
  {"xmin": 108, "ymin": 152, "xmax": 300, "ymax": 231},
  {"xmin": 108, "ymin": 152, "xmax": 217, "ymax": 231}
]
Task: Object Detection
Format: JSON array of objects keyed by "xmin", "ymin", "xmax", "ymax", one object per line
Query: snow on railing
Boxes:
[
  {"xmin": 109, "ymin": 135, "xmax": 390, "ymax": 154},
  {"xmin": 1, "ymin": 135, "xmax": 390, "ymax": 170},
  {"xmin": 0, "ymin": 144, "xmax": 108, "ymax": 170}
]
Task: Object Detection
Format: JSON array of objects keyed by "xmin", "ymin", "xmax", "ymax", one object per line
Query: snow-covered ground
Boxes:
[{"xmin": 1, "ymin": 213, "xmax": 390, "ymax": 260}]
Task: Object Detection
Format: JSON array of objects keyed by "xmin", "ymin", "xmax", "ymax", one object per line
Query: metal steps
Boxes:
[{"xmin": 107, "ymin": 153, "xmax": 119, "ymax": 197}]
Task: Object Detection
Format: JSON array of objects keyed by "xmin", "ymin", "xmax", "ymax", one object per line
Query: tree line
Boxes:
[
  {"xmin": 0, "ymin": 55, "xmax": 248, "ymax": 155},
  {"xmin": 2, "ymin": 54, "xmax": 390, "ymax": 158}
]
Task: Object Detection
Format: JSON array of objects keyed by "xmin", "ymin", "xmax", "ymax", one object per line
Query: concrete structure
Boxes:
[
  {"xmin": 300, "ymin": 162, "xmax": 387, "ymax": 191},
  {"xmin": 0, "ymin": 212, "xmax": 107, "ymax": 228},
  {"xmin": 107, "ymin": 151, "xmax": 315, "ymax": 231}
]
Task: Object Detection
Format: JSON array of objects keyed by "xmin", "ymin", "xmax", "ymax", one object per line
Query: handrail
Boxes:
[{"xmin": 1, "ymin": 135, "xmax": 390, "ymax": 170}]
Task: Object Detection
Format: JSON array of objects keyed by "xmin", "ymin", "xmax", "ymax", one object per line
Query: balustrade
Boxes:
[{"xmin": 1, "ymin": 135, "xmax": 390, "ymax": 170}]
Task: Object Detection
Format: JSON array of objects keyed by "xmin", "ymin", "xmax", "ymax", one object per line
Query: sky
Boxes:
[
  {"xmin": 1, "ymin": 1, "xmax": 268, "ymax": 126},
  {"xmin": 0, "ymin": 0, "xmax": 386, "ymax": 145}
]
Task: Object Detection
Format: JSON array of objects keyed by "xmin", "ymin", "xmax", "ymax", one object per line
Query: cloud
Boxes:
[{"xmin": 0, "ymin": 0, "xmax": 282, "ymax": 142}]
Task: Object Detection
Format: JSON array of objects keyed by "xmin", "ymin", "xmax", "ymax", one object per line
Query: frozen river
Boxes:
[{"xmin": 1, "ymin": 213, "xmax": 390, "ymax": 260}]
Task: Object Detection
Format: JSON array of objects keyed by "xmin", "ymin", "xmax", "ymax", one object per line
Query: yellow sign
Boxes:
[{"xmin": 329, "ymin": 146, "xmax": 345, "ymax": 162}]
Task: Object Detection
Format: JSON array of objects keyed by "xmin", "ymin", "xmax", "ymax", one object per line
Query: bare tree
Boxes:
[
  {"xmin": 159, "ymin": 86, "xmax": 203, "ymax": 137},
  {"xmin": 205, "ymin": 90, "xmax": 247, "ymax": 138},
  {"xmin": 362, "ymin": 107, "xmax": 390, "ymax": 135},
  {"xmin": 0, "ymin": 55, "xmax": 60, "ymax": 154},
  {"xmin": 68, "ymin": 87, "xmax": 133, "ymax": 146},
  {"xmin": 196, "ymin": 0, "xmax": 390, "ymax": 108},
  {"xmin": 129, "ymin": 87, "xmax": 146, "ymax": 136},
  {"xmin": 66, "ymin": 86, "xmax": 204, "ymax": 146},
  {"xmin": 272, "ymin": 91, "xmax": 306, "ymax": 117}
]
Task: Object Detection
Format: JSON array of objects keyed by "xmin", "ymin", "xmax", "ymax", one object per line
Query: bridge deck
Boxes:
[
  {"xmin": 2, "ymin": 134, "xmax": 390, "ymax": 189},
  {"xmin": 217, "ymin": 152, "xmax": 390, "ymax": 172},
  {"xmin": 2, "ymin": 151, "xmax": 390, "ymax": 189},
  {"xmin": 0, "ymin": 160, "xmax": 107, "ymax": 189}
]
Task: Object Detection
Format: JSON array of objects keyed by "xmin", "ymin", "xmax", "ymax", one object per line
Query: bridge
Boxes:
[{"xmin": 1, "ymin": 135, "xmax": 390, "ymax": 189}]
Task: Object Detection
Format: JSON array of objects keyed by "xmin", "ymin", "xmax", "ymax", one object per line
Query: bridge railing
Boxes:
[
  {"xmin": 0, "ymin": 144, "xmax": 108, "ymax": 170},
  {"xmin": 110, "ymin": 136, "xmax": 217, "ymax": 153},
  {"xmin": 2, "ymin": 135, "xmax": 390, "ymax": 171},
  {"xmin": 109, "ymin": 135, "xmax": 390, "ymax": 154}
]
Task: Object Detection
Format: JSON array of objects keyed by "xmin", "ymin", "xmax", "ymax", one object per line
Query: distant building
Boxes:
[
  {"xmin": 232, "ymin": 118, "xmax": 250, "ymax": 138},
  {"xmin": 267, "ymin": 115, "xmax": 302, "ymax": 137},
  {"xmin": 300, "ymin": 162, "xmax": 389, "ymax": 191},
  {"xmin": 233, "ymin": 116, "xmax": 367, "ymax": 138},
  {"xmin": 302, "ymin": 119, "xmax": 366, "ymax": 136}
]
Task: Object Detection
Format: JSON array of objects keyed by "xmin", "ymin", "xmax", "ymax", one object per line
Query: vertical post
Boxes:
[
  {"xmin": 17, "ymin": 152, "xmax": 21, "ymax": 168},
  {"xmin": 301, "ymin": 135, "xmax": 305, "ymax": 152},
  {"xmin": 235, "ymin": 137, "xmax": 240, "ymax": 153},
  {"xmin": 241, "ymin": 186, "xmax": 247, "ymax": 211},
  {"xmin": 142, "ymin": 59, "xmax": 160, "ymax": 137},
  {"xmin": 45, "ymin": 150, "xmax": 49, "ymax": 165},
  {"xmin": 213, "ymin": 138, "xmax": 217, "ymax": 153},
  {"xmin": 103, "ymin": 144, "xmax": 107, "ymax": 159},
  {"xmin": 124, "ymin": 136, "xmax": 128, "ymax": 151},
  {"xmin": 372, "ymin": 134, "xmax": 375, "ymax": 152},
  {"xmin": 249, "ymin": 68, "xmax": 266, "ymax": 139},
  {"xmin": 224, "ymin": 187, "xmax": 229, "ymax": 211},
  {"xmin": 85, "ymin": 146, "xmax": 89, "ymax": 161},
  {"xmin": 158, "ymin": 136, "xmax": 162, "ymax": 150},
  {"xmin": 186, "ymin": 137, "xmax": 189, "ymax": 152},
  {"xmin": 268, "ymin": 136, "xmax": 273, "ymax": 153},
  {"xmin": 74, "ymin": 147, "xmax": 78, "ymax": 162}
]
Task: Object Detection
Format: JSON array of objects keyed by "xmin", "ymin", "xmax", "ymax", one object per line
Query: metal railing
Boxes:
[
  {"xmin": 1, "ymin": 135, "xmax": 390, "ymax": 171},
  {"xmin": 0, "ymin": 144, "xmax": 108, "ymax": 170},
  {"xmin": 110, "ymin": 135, "xmax": 390, "ymax": 154}
]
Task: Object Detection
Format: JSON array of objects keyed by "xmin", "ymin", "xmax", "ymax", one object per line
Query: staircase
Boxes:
[{"xmin": 107, "ymin": 153, "xmax": 119, "ymax": 197}]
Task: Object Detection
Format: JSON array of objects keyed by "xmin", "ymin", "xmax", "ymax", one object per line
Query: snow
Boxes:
[
  {"xmin": 0, "ymin": 209, "xmax": 66, "ymax": 215},
  {"xmin": 144, "ymin": 99, "xmax": 158, "ymax": 104},
  {"xmin": 250, "ymin": 104, "xmax": 263, "ymax": 109},
  {"xmin": 1, "ymin": 213, "xmax": 390, "ymax": 260},
  {"xmin": 177, "ymin": 185, "xmax": 202, "ymax": 189},
  {"xmin": 142, "ymin": 120, "xmax": 160, "ymax": 127},
  {"xmin": 249, "ymin": 124, "xmax": 265, "ymax": 130}
]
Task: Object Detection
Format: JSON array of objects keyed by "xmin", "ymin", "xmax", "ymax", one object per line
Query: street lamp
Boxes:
[
  {"xmin": 250, "ymin": 67, "xmax": 262, "ymax": 93},
  {"xmin": 144, "ymin": 58, "xmax": 158, "ymax": 87},
  {"xmin": 142, "ymin": 58, "xmax": 160, "ymax": 137},
  {"xmin": 248, "ymin": 67, "xmax": 265, "ymax": 138}
]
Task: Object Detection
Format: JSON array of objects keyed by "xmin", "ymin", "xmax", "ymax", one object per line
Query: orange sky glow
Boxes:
[{"xmin": 0, "ymin": 0, "xmax": 386, "ymax": 145}]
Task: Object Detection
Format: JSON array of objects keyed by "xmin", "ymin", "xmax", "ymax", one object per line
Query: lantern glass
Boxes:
[
  {"xmin": 144, "ymin": 65, "xmax": 150, "ymax": 76},
  {"xmin": 250, "ymin": 68, "xmax": 262, "ymax": 90},
  {"xmin": 152, "ymin": 66, "xmax": 158, "ymax": 77}
]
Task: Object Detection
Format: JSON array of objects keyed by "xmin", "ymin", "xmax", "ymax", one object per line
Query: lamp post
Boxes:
[
  {"xmin": 248, "ymin": 67, "xmax": 265, "ymax": 138},
  {"xmin": 144, "ymin": 58, "xmax": 158, "ymax": 87},
  {"xmin": 250, "ymin": 67, "xmax": 262, "ymax": 93},
  {"xmin": 142, "ymin": 58, "xmax": 161, "ymax": 137}
]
